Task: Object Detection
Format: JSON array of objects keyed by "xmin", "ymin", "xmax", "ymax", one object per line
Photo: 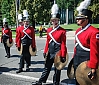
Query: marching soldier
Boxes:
[
  {"xmin": 70, "ymin": 1, "xmax": 99, "ymax": 85},
  {"xmin": 1, "ymin": 18, "xmax": 13, "ymax": 58},
  {"xmin": 16, "ymin": 10, "xmax": 36, "ymax": 73},
  {"xmin": 32, "ymin": 4, "xmax": 67, "ymax": 85}
]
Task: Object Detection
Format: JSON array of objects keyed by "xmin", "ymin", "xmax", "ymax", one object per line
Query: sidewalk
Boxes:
[{"xmin": 66, "ymin": 31, "xmax": 75, "ymax": 40}]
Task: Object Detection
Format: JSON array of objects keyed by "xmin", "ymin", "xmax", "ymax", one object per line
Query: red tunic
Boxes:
[
  {"xmin": 1, "ymin": 28, "xmax": 12, "ymax": 42},
  {"xmin": 15, "ymin": 26, "xmax": 22, "ymax": 45},
  {"xmin": 15, "ymin": 26, "xmax": 36, "ymax": 48},
  {"xmin": 74, "ymin": 25, "xmax": 99, "ymax": 69},
  {"xmin": 44, "ymin": 26, "xmax": 67, "ymax": 57}
]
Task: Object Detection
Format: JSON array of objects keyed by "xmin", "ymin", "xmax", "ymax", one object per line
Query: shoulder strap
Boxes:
[
  {"xmin": 49, "ymin": 25, "xmax": 60, "ymax": 45},
  {"xmin": 75, "ymin": 24, "xmax": 91, "ymax": 51}
]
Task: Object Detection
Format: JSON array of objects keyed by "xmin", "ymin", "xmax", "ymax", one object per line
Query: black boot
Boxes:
[
  {"xmin": 53, "ymin": 82, "xmax": 60, "ymax": 85},
  {"xmin": 5, "ymin": 55, "xmax": 7, "ymax": 57},
  {"xmin": 32, "ymin": 81, "xmax": 42, "ymax": 85},
  {"xmin": 7, "ymin": 54, "xmax": 10, "ymax": 58},
  {"xmin": 26, "ymin": 66, "xmax": 30, "ymax": 71},
  {"xmin": 16, "ymin": 68, "xmax": 23, "ymax": 73},
  {"xmin": 7, "ymin": 55, "xmax": 10, "ymax": 58}
]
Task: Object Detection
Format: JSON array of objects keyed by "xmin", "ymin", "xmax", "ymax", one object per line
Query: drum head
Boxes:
[
  {"xmin": 67, "ymin": 58, "xmax": 75, "ymax": 79},
  {"xmin": 54, "ymin": 51, "xmax": 69, "ymax": 70},
  {"xmin": 76, "ymin": 61, "xmax": 99, "ymax": 85},
  {"xmin": 7, "ymin": 39, "xmax": 13, "ymax": 47},
  {"xmin": 29, "ymin": 45, "xmax": 37, "ymax": 56}
]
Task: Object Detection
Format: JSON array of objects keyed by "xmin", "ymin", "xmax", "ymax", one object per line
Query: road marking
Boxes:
[
  {"xmin": 0, "ymin": 72, "xmax": 76, "ymax": 84},
  {"xmin": 0, "ymin": 71, "xmax": 53, "ymax": 83}
]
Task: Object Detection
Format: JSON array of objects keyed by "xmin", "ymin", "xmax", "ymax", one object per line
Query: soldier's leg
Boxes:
[
  {"xmin": 3, "ymin": 41, "xmax": 8, "ymax": 57},
  {"xmin": 39, "ymin": 57, "xmax": 54, "ymax": 82},
  {"xmin": 25, "ymin": 54, "xmax": 31, "ymax": 71},
  {"xmin": 24, "ymin": 45, "xmax": 31, "ymax": 70},
  {"xmin": 16, "ymin": 45, "xmax": 25, "ymax": 73},
  {"xmin": 32, "ymin": 56, "xmax": 54, "ymax": 85},
  {"xmin": 53, "ymin": 68, "xmax": 61, "ymax": 85},
  {"xmin": 6, "ymin": 46, "xmax": 10, "ymax": 58}
]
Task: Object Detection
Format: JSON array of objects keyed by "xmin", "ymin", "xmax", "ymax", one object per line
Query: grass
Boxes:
[
  {"xmin": 35, "ymin": 24, "xmax": 99, "ymax": 31},
  {"xmin": 60, "ymin": 24, "xmax": 99, "ymax": 31},
  {"xmin": 0, "ymin": 24, "xmax": 99, "ymax": 38}
]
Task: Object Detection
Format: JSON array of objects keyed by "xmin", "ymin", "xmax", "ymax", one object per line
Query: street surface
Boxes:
[{"xmin": 0, "ymin": 33, "xmax": 76, "ymax": 85}]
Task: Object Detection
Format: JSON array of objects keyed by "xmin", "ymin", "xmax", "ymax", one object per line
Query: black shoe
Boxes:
[
  {"xmin": 5, "ymin": 55, "xmax": 7, "ymax": 57},
  {"xmin": 53, "ymin": 82, "xmax": 60, "ymax": 85},
  {"xmin": 26, "ymin": 67, "xmax": 30, "ymax": 72},
  {"xmin": 16, "ymin": 69, "xmax": 23, "ymax": 74},
  {"xmin": 32, "ymin": 81, "xmax": 42, "ymax": 85},
  {"xmin": 7, "ymin": 55, "xmax": 10, "ymax": 58}
]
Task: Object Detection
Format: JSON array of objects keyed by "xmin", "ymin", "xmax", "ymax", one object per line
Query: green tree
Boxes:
[
  {"xmin": 89, "ymin": 0, "xmax": 99, "ymax": 19},
  {"xmin": 10, "ymin": 0, "xmax": 16, "ymax": 24},
  {"xmin": 56, "ymin": 0, "xmax": 82, "ymax": 9},
  {"xmin": 0, "ymin": 0, "xmax": 2, "ymax": 26},
  {"xmin": 1, "ymin": 0, "xmax": 13, "ymax": 25},
  {"xmin": 10, "ymin": 0, "xmax": 27, "ymax": 26},
  {"xmin": 10, "ymin": 0, "xmax": 51, "ymax": 26},
  {"xmin": 25, "ymin": 0, "xmax": 51, "ymax": 25}
]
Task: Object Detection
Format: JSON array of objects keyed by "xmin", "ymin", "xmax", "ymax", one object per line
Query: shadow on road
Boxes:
[
  {"xmin": 11, "ymin": 55, "xmax": 21, "ymax": 58},
  {"xmin": 61, "ymin": 78, "xmax": 76, "ymax": 84},
  {"xmin": 0, "ymin": 67, "xmax": 17, "ymax": 72},
  {"xmin": 31, "ymin": 61, "xmax": 45, "ymax": 64}
]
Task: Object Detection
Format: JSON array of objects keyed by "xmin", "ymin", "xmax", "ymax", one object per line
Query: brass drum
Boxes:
[
  {"xmin": 67, "ymin": 58, "xmax": 75, "ymax": 79},
  {"xmin": 76, "ymin": 61, "xmax": 99, "ymax": 85},
  {"xmin": 29, "ymin": 45, "xmax": 37, "ymax": 56},
  {"xmin": 17, "ymin": 44, "xmax": 23, "ymax": 55},
  {"xmin": 17, "ymin": 44, "xmax": 37, "ymax": 56},
  {"xmin": 54, "ymin": 51, "xmax": 69, "ymax": 70},
  {"xmin": 7, "ymin": 39, "xmax": 13, "ymax": 47}
]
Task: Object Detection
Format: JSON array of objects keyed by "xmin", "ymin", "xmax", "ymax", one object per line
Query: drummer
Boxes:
[
  {"xmin": 1, "ymin": 18, "xmax": 13, "ymax": 58},
  {"xmin": 73, "ymin": 7, "xmax": 99, "ymax": 85},
  {"xmin": 32, "ymin": 4, "xmax": 67, "ymax": 85},
  {"xmin": 16, "ymin": 10, "xmax": 36, "ymax": 73}
]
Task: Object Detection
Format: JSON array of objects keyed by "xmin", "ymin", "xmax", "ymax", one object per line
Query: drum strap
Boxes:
[
  {"xmin": 21, "ymin": 25, "xmax": 32, "ymax": 40},
  {"xmin": 49, "ymin": 25, "xmax": 60, "ymax": 45},
  {"xmin": 75, "ymin": 24, "xmax": 90, "ymax": 51}
]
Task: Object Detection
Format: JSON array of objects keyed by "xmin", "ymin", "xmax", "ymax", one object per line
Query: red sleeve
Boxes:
[
  {"xmin": 16, "ymin": 27, "xmax": 21, "ymax": 47},
  {"xmin": 44, "ymin": 31, "xmax": 49, "ymax": 53},
  {"xmin": 60, "ymin": 30, "xmax": 67, "ymax": 57},
  {"xmin": 87, "ymin": 31, "xmax": 99, "ymax": 69}
]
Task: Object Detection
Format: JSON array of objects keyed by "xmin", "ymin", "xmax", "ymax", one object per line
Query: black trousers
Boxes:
[
  {"xmin": 39, "ymin": 31, "xmax": 43, "ymax": 37},
  {"xmin": 39, "ymin": 54, "xmax": 61, "ymax": 85},
  {"xmin": 19, "ymin": 44, "xmax": 31, "ymax": 69},
  {"xmin": 3, "ymin": 40, "xmax": 10, "ymax": 56}
]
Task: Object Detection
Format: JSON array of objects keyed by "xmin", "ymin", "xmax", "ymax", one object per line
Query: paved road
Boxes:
[{"xmin": 0, "ymin": 31, "xmax": 76, "ymax": 85}]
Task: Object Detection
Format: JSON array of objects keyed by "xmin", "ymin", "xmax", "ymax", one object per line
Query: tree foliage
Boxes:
[
  {"xmin": 1, "ymin": 0, "xmax": 13, "ymax": 25},
  {"xmin": 25, "ymin": 0, "xmax": 51, "ymax": 24},
  {"xmin": 0, "ymin": 0, "xmax": 99, "ymax": 25},
  {"xmin": 89, "ymin": 0, "xmax": 99, "ymax": 19},
  {"xmin": 56, "ymin": 0, "xmax": 82, "ymax": 9}
]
